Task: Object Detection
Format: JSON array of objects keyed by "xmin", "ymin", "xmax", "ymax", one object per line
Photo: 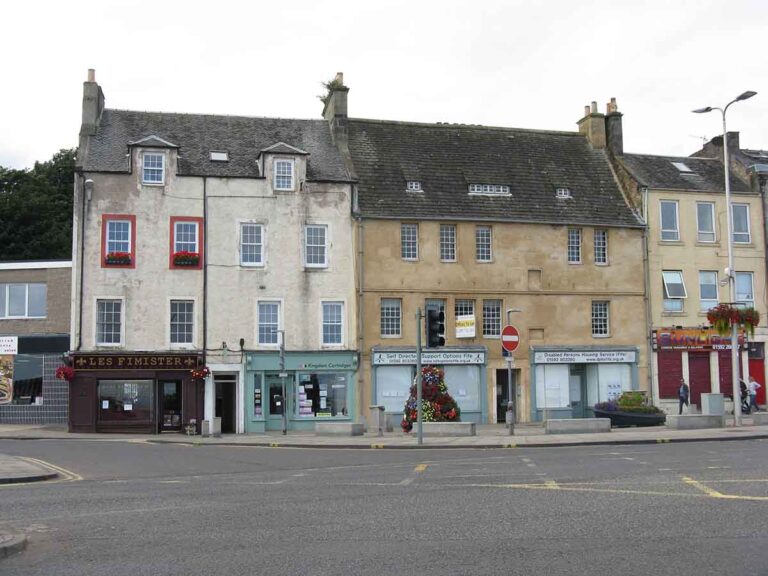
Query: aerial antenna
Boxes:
[{"xmin": 688, "ymin": 134, "xmax": 708, "ymax": 145}]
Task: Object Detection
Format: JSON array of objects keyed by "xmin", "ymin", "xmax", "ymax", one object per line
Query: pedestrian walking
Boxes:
[
  {"xmin": 678, "ymin": 378, "xmax": 690, "ymax": 415},
  {"xmin": 740, "ymin": 380, "xmax": 751, "ymax": 414},
  {"xmin": 748, "ymin": 376, "xmax": 762, "ymax": 413}
]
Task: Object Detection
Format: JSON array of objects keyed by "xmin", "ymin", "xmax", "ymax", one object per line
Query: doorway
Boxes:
[
  {"xmin": 265, "ymin": 373, "xmax": 288, "ymax": 431},
  {"xmin": 688, "ymin": 352, "xmax": 711, "ymax": 409},
  {"xmin": 569, "ymin": 365, "xmax": 587, "ymax": 418},
  {"xmin": 159, "ymin": 380, "xmax": 182, "ymax": 432},
  {"xmin": 214, "ymin": 374, "xmax": 237, "ymax": 434},
  {"xmin": 495, "ymin": 368, "xmax": 519, "ymax": 423}
]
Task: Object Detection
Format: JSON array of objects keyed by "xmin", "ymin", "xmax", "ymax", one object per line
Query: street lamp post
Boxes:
[{"xmin": 693, "ymin": 90, "xmax": 757, "ymax": 426}]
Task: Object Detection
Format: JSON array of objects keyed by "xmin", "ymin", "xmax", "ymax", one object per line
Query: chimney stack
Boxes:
[
  {"xmin": 78, "ymin": 69, "xmax": 106, "ymax": 167},
  {"xmin": 577, "ymin": 100, "xmax": 606, "ymax": 149},
  {"xmin": 605, "ymin": 97, "xmax": 623, "ymax": 156},
  {"xmin": 322, "ymin": 71, "xmax": 349, "ymax": 145}
]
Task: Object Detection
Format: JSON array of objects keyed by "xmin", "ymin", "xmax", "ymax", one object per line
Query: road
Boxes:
[{"xmin": 1, "ymin": 438, "xmax": 767, "ymax": 575}]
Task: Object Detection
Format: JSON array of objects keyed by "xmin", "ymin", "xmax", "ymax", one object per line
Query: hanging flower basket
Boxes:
[
  {"xmin": 105, "ymin": 251, "xmax": 132, "ymax": 265},
  {"xmin": 707, "ymin": 303, "xmax": 760, "ymax": 337},
  {"xmin": 173, "ymin": 251, "xmax": 200, "ymax": 266},
  {"xmin": 190, "ymin": 366, "xmax": 210, "ymax": 380},
  {"xmin": 55, "ymin": 365, "xmax": 76, "ymax": 382}
]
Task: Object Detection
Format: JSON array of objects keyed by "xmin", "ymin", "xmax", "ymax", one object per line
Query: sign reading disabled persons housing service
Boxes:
[{"xmin": 534, "ymin": 350, "xmax": 636, "ymax": 364}]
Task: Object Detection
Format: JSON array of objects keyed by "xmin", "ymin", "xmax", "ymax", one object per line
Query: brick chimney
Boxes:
[
  {"xmin": 605, "ymin": 98, "xmax": 623, "ymax": 156},
  {"xmin": 322, "ymin": 72, "xmax": 349, "ymax": 144},
  {"xmin": 78, "ymin": 69, "xmax": 105, "ymax": 165},
  {"xmin": 577, "ymin": 101, "xmax": 606, "ymax": 149}
]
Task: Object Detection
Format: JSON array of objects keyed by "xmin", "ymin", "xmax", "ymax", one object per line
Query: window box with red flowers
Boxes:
[
  {"xmin": 104, "ymin": 252, "xmax": 132, "ymax": 266},
  {"xmin": 173, "ymin": 251, "xmax": 200, "ymax": 267}
]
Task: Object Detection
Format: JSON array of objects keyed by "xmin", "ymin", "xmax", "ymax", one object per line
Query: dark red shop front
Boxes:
[{"xmin": 68, "ymin": 353, "xmax": 204, "ymax": 434}]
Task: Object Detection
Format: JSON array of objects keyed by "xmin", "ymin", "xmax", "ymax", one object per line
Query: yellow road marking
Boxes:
[
  {"xmin": 414, "ymin": 464, "xmax": 428, "ymax": 473},
  {"xmin": 504, "ymin": 444, "xmax": 517, "ymax": 448},
  {"xmin": 682, "ymin": 475, "xmax": 723, "ymax": 497},
  {"xmin": 269, "ymin": 443, "xmax": 280, "ymax": 448},
  {"xmin": 371, "ymin": 444, "xmax": 384, "ymax": 449},
  {"xmin": 544, "ymin": 480, "xmax": 558, "ymax": 488},
  {"xmin": 19, "ymin": 457, "xmax": 82, "ymax": 482}
]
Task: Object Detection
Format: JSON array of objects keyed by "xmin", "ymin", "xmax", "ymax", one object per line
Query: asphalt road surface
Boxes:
[{"xmin": 1, "ymin": 438, "xmax": 767, "ymax": 575}]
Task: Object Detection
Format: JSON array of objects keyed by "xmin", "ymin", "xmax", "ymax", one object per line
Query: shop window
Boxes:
[
  {"xmin": 444, "ymin": 365, "xmax": 481, "ymax": 411},
  {"xmin": 296, "ymin": 372, "xmax": 348, "ymax": 417},
  {"xmin": 586, "ymin": 363, "xmax": 631, "ymax": 406},
  {"xmin": 101, "ymin": 214, "xmax": 136, "ymax": 268},
  {"xmin": 98, "ymin": 380, "xmax": 154, "ymax": 422},
  {"xmin": 662, "ymin": 270, "xmax": 687, "ymax": 312},
  {"xmin": 0, "ymin": 283, "xmax": 46, "ymax": 318},
  {"xmin": 375, "ymin": 365, "xmax": 412, "ymax": 412},
  {"xmin": 0, "ymin": 354, "xmax": 43, "ymax": 405},
  {"xmin": 535, "ymin": 364, "xmax": 570, "ymax": 409}
]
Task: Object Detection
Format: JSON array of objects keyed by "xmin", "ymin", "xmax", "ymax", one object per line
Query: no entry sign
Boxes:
[{"xmin": 501, "ymin": 325, "xmax": 520, "ymax": 353}]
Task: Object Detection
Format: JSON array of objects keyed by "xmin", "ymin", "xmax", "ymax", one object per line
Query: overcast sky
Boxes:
[{"xmin": 2, "ymin": 0, "xmax": 766, "ymax": 169}]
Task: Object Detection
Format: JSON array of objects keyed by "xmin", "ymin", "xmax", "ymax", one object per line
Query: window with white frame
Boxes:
[
  {"xmin": 482, "ymin": 299, "xmax": 501, "ymax": 337},
  {"xmin": 274, "ymin": 159, "xmax": 294, "ymax": 190},
  {"xmin": 476, "ymin": 226, "xmax": 492, "ymax": 262},
  {"xmin": 305, "ymin": 225, "xmax": 328, "ymax": 267},
  {"xmin": 406, "ymin": 181, "xmax": 422, "ymax": 191},
  {"xmin": 699, "ymin": 271, "xmax": 718, "ymax": 312},
  {"xmin": 0, "ymin": 283, "xmax": 47, "ymax": 318},
  {"xmin": 594, "ymin": 229, "xmax": 608, "ymax": 264},
  {"xmin": 106, "ymin": 220, "xmax": 131, "ymax": 254},
  {"xmin": 455, "ymin": 299, "xmax": 474, "ymax": 318},
  {"xmin": 142, "ymin": 153, "xmax": 164, "ymax": 184},
  {"xmin": 732, "ymin": 204, "xmax": 751, "ymax": 243},
  {"xmin": 696, "ymin": 202, "xmax": 715, "ymax": 242},
  {"xmin": 440, "ymin": 224, "xmax": 456, "ymax": 261},
  {"xmin": 735, "ymin": 272, "xmax": 754, "ymax": 307},
  {"xmin": 174, "ymin": 221, "xmax": 199, "ymax": 253},
  {"xmin": 591, "ymin": 301, "xmax": 609, "ymax": 337},
  {"xmin": 380, "ymin": 299, "xmax": 402, "ymax": 337},
  {"xmin": 401, "ymin": 223, "xmax": 418, "ymax": 260},
  {"xmin": 660, "ymin": 200, "xmax": 679, "ymax": 241},
  {"xmin": 662, "ymin": 270, "xmax": 687, "ymax": 312},
  {"xmin": 170, "ymin": 300, "xmax": 194, "ymax": 344},
  {"xmin": 258, "ymin": 301, "xmax": 280, "ymax": 345},
  {"xmin": 468, "ymin": 184, "xmax": 510, "ymax": 195},
  {"xmin": 567, "ymin": 228, "xmax": 581, "ymax": 263},
  {"xmin": 240, "ymin": 223, "xmax": 264, "ymax": 266},
  {"xmin": 322, "ymin": 301, "xmax": 344, "ymax": 345},
  {"xmin": 96, "ymin": 299, "xmax": 122, "ymax": 345}
]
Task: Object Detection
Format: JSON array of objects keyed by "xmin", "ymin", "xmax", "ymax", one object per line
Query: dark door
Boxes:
[
  {"xmin": 265, "ymin": 373, "xmax": 287, "ymax": 431},
  {"xmin": 688, "ymin": 352, "xmax": 711, "ymax": 408},
  {"xmin": 159, "ymin": 380, "xmax": 182, "ymax": 432},
  {"xmin": 215, "ymin": 374, "xmax": 236, "ymax": 434},
  {"xmin": 495, "ymin": 368, "xmax": 518, "ymax": 423}
]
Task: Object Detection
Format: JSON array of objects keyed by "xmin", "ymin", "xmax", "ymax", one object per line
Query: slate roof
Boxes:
[
  {"xmin": 346, "ymin": 119, "xmax": 642, "ymax": 227},
  {"xmin": 619, "ymin": 154, "xmax": 751, "ymax": 193},
  {"xmin": 83, "ymin": 109, "xmax": 351, "ymax": 181}
]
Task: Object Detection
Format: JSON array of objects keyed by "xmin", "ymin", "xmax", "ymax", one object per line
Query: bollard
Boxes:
[{"xmin": 505, "ymin": 401, "xmax": 515, "ymax": 435}]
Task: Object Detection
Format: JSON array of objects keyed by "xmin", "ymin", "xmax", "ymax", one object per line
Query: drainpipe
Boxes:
[
  {"xmin": 641, "ymin": 186, "xmax": 654, "ymax": 399},
  {"xmin": 75, "ymin": 172, "xmax": 87, "ymax": 351},
  {"xmin": 202, "ymin": 176, "xmax": 208, "ymax": 431},
  {"xmin": 354, "ymin": 187, "xmax": 365, "ymax": 426}
]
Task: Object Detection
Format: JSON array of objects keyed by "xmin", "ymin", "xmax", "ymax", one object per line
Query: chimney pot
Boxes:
[
  {"xmin": 584, "ymin": 105, "xmax": 590, "ymax": 117},
  {"xmin": 591, "ymin": 101, "xmax": 598, "ymax": 114},
  {"xmin": 334, "ymin": 72, "xmax": 344, "ymax": 85},
  {"xmin": 87, "ymin": 68, "xmax": 95, "ymax": 82}
]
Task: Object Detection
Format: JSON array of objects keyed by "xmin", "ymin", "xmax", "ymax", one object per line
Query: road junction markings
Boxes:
[{"xmin": 0, "ymin": 457, "xmax": 83, "ymax": 487}]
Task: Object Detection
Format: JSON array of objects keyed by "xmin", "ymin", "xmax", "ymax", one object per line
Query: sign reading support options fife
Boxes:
[
  {"xmin": 534, "ymin": 350, "xmax": 636, "ymax": 364},
  {"xmin": 373, "ymin": 351, "xmax": 486, "ymax": 365}
]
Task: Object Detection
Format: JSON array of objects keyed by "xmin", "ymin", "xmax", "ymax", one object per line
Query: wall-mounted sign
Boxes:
[
  {"xmin": 73, "ymin": 354, "xmax": 202, "ymax": 370},
  {"xmin": 455, "ymin": 315, "xmax": 476, "ymax": 338},
  {"xmin": 0, "ymin": 337, "xmax": 18, "ymax": 355},
  {"xmin": 372, "ymin": 351, "xmax": 486, "ymax": 365},
  {"xmin": 534, "ymin": 350, "xmax": 636, "ymax": 364},
  {"xmin": 653, "ymin": 328, "xmax": 745, "ymax": 350}
]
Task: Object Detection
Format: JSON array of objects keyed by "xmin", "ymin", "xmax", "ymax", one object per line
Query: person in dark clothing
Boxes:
[
  {"xmin": 740, "ymin": 380, "xmax": 751, "ymax": 414},
  {"xmin": 678, "ymin": 378, "xmax": 690, "ymax": 415}
]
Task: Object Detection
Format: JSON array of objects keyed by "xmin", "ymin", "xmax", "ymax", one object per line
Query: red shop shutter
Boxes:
[
  {"xmin": 718, "ymin": 349, "xmax": 744, "ymax": 398},
  {"xmin": 658, "ymin": 350, "xmax": 683, "ymax": 399}
]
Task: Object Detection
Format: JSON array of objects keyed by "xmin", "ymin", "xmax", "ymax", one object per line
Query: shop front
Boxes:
[
  {"xmin": 530, "ymin": 346, "xmax": 639, "ymax": 421},
  {"xmin": 68, "ymin": 353, "xmax": 204, "ymax": 433},
  {"xmin": 245, "ymin": 351, "xmax": 358, "ymax": 433},
  {"xmin": 371, "ymin": 346, "xmax": 487, "ymax": 429},
  {"xmin": 652, "ymin": 327, "xmax": 750, "ymax": 412}
]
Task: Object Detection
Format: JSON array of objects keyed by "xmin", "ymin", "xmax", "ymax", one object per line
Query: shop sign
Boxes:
[
  {"xmin": 534, "ymin": 350, "xmax": 636, "ymax": 364},
  {"xmin": 298, "ymin": 360, "xmax": 356, "ymax": 371},
  {"xmin": 0, "ymin": 336, "xmax": 18, "ymax": 355},
  {"xmin": 0, "ymin": 355, "xmax": 13, "ymax": 405},
  {"xmin": 372, "ymin": 351, "xmax": 486, "ymax": 365},
  {"xmin": 653, "ymin": 328, "xmax": 745, "ymax": 350},
  {"xmin": 455, "ymin": 314, "xmax": 476, "ymax": 338},
  {"xmin": 73, "ymin": 354, "xmax": 202, "ymax": 370}
]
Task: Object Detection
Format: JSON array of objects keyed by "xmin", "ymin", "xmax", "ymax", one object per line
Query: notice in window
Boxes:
[
  {"xmin": 124, "ymin": 403, "xmax": 133, "ymax": 411},
  {"xmin": 102, "ymin": 400, "xmax": 109, "ymax": 409}
]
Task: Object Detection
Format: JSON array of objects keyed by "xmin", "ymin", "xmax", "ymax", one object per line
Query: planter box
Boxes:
[
  {"xmin": 420, "ymin": 422, "xmax": 476, "ymax": 436},
  {"xmin": 593, "ymin": 408, "xmax": 666, "ymax": 428},
  {"xmin": 546, "ymin": 418, "xmax": 611, "ymax": 434},
  {"xmin": 666, "ymin": 415, "xmax": 725, "ymax": 430},
  {"xmin": 315, "ymin": 422, "xmax": 364, "ymax": 436},
  {"xmin": 751, "ymin": 413, "xmax": 768, "ymax": 426}
]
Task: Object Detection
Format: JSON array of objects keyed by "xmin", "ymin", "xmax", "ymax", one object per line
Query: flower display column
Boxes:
[{"xmin": 401, "ymin": 365, "xmax": 461, "ymax": 432}]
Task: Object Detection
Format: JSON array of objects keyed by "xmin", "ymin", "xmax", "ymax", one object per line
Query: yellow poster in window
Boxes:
[{"xmin": 0, "ymin": 355, "xmax": 13, "ymax": 405}]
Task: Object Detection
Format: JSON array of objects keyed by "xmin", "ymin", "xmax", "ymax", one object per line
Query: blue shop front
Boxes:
[{"xmin": 245, "ymin": 351, "xmax": 358, "ymax": 433}]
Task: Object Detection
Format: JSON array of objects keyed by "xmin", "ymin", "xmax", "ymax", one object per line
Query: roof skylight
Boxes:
[{"xmin": 671, "ymin": 161, "xmax": 694, "ymax": 173}]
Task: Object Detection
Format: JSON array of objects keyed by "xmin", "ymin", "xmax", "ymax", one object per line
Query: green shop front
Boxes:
[{"xmin": 245, "ymin": 351, "xmax": 358, "ymax": 432}]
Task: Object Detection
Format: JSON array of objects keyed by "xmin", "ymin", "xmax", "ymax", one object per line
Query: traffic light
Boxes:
[{"xmin": 427, "ymin": 309, "xmax": 445, "ymax": 347}]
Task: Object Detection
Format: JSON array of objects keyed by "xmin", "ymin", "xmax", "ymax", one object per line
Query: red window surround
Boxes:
[
  {"xmin": 101, "ymin": 214, "xmax": 137, "ymax": 269},
  {"xmin": 169, "ymin": 216, "xmax": 204, "ymax": 270}
]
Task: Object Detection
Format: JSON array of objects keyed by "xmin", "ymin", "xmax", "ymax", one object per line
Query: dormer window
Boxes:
[
  {"xmin": 406, "ymin": 181, "xmax": 422, "ymax": 191},
  {"xmin": 671, "ymin": 161, "xmax": 694, "ymax": 174},
  {"xmin": 468, "ymin": 184, "xmax": 510, "ymax": 195},
  {"xmin": 210, "ymin": 151, "xmax": 229, "ymax": 162},
  {"xmin": 274, "ymin": 159, "xmax": 295, "ymax": 190},
  {"xmin": 556, "ymin": 187, "xmax": 572, "ymax": 199},
  {"xmin": 142, "ymin": 152, "xmax": 165, "ymax": 185}
]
